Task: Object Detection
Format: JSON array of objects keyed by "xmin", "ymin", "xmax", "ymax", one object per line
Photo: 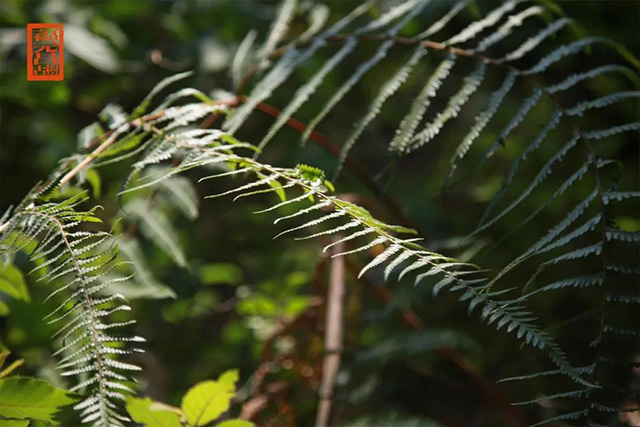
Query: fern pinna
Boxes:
[{"xmin": 0, "ymin": 0, "xmax": 638, "ymax": 425}]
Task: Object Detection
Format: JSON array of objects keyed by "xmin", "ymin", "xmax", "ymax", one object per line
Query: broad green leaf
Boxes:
[
  {"xmin": 217, "ymin": 369, "xmax": 239, "ymax": 388},
  {"xmin": 0, "ymin": 420, "xmax": 30, "ymax": 427},
  {"xmin": 0, "ymin": 264, "xmax": 30, "ymax": 303},
  {"xmin": 216, "ymin": 420, "xmax": 254, "ymax": 427},
  {"xmin": 126, "ymin": 397, "xmax": 182, "ymax": 427},
  {"xmin": 181, "ymin": 374, "xmax": 236, "ymax": 427},
  {"xmin": 0, "ymin": 377, "xmax": 76, "ymax": 422}
]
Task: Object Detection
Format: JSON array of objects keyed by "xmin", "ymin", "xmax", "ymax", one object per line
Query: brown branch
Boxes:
[{"xmin": 315, "ymin": 241, "xmax": 346, "ymax": 427}]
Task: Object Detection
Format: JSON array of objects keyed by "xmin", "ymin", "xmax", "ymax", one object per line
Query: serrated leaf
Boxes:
[
  {"xmin": 0, "ymin": 377, "xmax": 76, "ymax": 422},
  {"xmin": 181, "ymin": 376, "xmax": 235, "ymax": 427}
]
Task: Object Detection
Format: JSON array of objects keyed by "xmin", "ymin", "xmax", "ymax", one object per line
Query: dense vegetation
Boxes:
[{"xmin": 0, "ymin": 1, "xmax": 638, "ymax": 426}]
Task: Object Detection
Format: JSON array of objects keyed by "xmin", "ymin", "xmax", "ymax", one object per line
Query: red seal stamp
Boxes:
[{"xmin": 27, "ymin": 23, "xmax": 64, "ymax": 81}]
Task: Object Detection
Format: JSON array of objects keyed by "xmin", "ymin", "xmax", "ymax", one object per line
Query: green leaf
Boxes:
[
  {"xmin": 217, "ymin": 369, "xmax": 239, "ymax": 388},
  {"xmin": 85, "ymin": 168, "xmax": 102, "ymax": 198},
  {"xmin": 0, "ymin": 300, "xmax": 9, "ymax": 316},
  {"xmin": 126, "ymin": 397, "xmax": 182, "ymax": 427},
  {"xmin": 124, "ymin": 199, "xmax": 187, "ymax": 267},
  {"xmin": 0, "ymin": 420, "xmax": 30, "ymax": 427},
  {"xmin": 181, "ymin": 372, "xmax": 238, "ymax": 427},
  {"xmin": 0, "ymin": 377, "xmax": 76, "ymax": 422},
  {"xmin": 216, "ymin": 420, "xmax": 254, "ymax": 427},
  {"xmin": 268, "ymin": 179, "xmax": 287, "ymax": 202},
  {"xmin": 0, "ymin": 264, "xmax": 30, "ymax": 303}
]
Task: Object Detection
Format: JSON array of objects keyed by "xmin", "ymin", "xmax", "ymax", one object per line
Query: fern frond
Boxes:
[
  {"xmin": 389, "ymin": 56, "xmax": 457, "ymax": 153},
  {"xmin": 300, "ymin": 0, "xmax": 431, "ymax": 146},
  {"xmin": 118, "ymin": 123, "xmax": 589, "ymax": 393},
  {"xmin": 0, "ymin": 196, "xmax": 143, "ymax": 426},
  {"xmin": 256, "ymin": 0, "xmax": 298, "ymax": 67},
  {"xmin": 223, "ymin": 0, "xmax": 376, "ymax": 134},
  {"xmin": 408, "ymin": 61, "xmax": 487, "ymax": 152}
]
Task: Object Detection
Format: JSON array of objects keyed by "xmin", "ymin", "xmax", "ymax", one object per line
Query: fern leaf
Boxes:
[
  {"xmin": 157, "ymin": 176, "xmax": 200, "ymax": 220},
  {"xmin": 543, "ymin": 243, "xmax": 603, "ymax": 266},
  {"xmin": 492, "ymin": 190, "xmax": 597, "ymax": 284},
  {"xmin": 301, "ymin": 40, "xmax": 396, "ymax": 144},
  {"xmin": 408, "ymin": 61, "xmax": 487, "ymax": 152},
  {"xmin": 124, "ymin": 199, "xmax": 187, "ymax": 267},
  {"xmin": 606, "ymin": 293, "xmax": 640, "ymax": 304},
  {"xmin": 273, "ymin": 210, "xmax": 348, "ymax": 239},
  {"xmin": 445, "ymin": 70, "xmax": 517, "ymax": 186},
  {"xmin": 478, "ymin": 88, "xmax": 544, "ymax": 164},
  {"xmin": 357, "ymin": 0, "xmax": 426, "ymax": 34},
  {"xmin": 566, "ymin": 91, "xmax": 640, "ymax": 116},
  {"xmin": 131, "ymin": 71, "xmax": 193, "ymax": 118},
  {"xmin": 497, "ymin": 364, "xmax": 595, "ymax": 383},
  {"xmin": 358, "ymin": 244, "xmax": 404, "ymax": 278},
  {"xmin": 274, "ymin": 200, "xmax": 333, "ymax": 224},
  {"xmin": 583, "ymin": 121, "xmax": 640, "ymax": 140},
  {"xmin": 547, "ymin": 64, "xmax": 637, "ymax": 94},
  {"xmin": 322, "ymin": 228, "xmax": 376, "ymax": 253},
  {"xmin": 415, "ymin": 0, "xmax": 470, "ymax": 40},
  {"xmin": 524, "ymin": 37, "xmax": 606, "ymax": 75},
  {"xmin": 254, "ymin": 191, "xmax": 313, "ymax": 214},
  {"xmin": 444, "ymin": 0, "xmax": 522, "ymax": 47},
  {"xmin": 389, "ymin": 56, "xmax": 457, "ymax": 153},
  {"xmin": 205, "ymin": 175, "xmax": 278, "ymax": 199},
  {"xmin": 332, "ymin": 236, "xmax": 387, "ymax": 258},
  {"xmin": 299, "ymin": 3, "xmax": 330, "ymax": 42},
  {"xmin": 473, "ymin": 5, "xmax": 545, "ymax": 53},
  {"xmin": 525, "ymin": 275, "xmax": 604, "ymax": 298},
  {"xmin": 500, "ymin": 17, "xmax": 573, "ymax": 62},
  {"xmin": 605, "ymin": 229, "xmax": 640, "ymax": 243},
  {"xmin": 513, "ymin": 389, "xmax": 590, "ymax": 406},
  {"xmin": 256, "ymin": 0, "xmax": 298, "ymax": 67},
  {"xmin": 257, "ymin": 37, "xmax": 359, "ymax": 151},
  {"xmin": 335, "ymin": 45, "xmax": 427, "ymax": 177},
  {"xmin": 602, "ymin": 191, "xmax": 640, "ymax": 204},
  {"xmin": 223, "ymin": 0, "xmax": 375, "ymax": 134},
  {"xmin": 300, "ymin": 0, "xmax": 431, "ymax": 145},
  {"xmin": 231, "ymin": 30, "xmax": 258, "ymax": 90},
  {"xmin": 476, "ymin": 134, "xmax": 579, "ymax": 234}
]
